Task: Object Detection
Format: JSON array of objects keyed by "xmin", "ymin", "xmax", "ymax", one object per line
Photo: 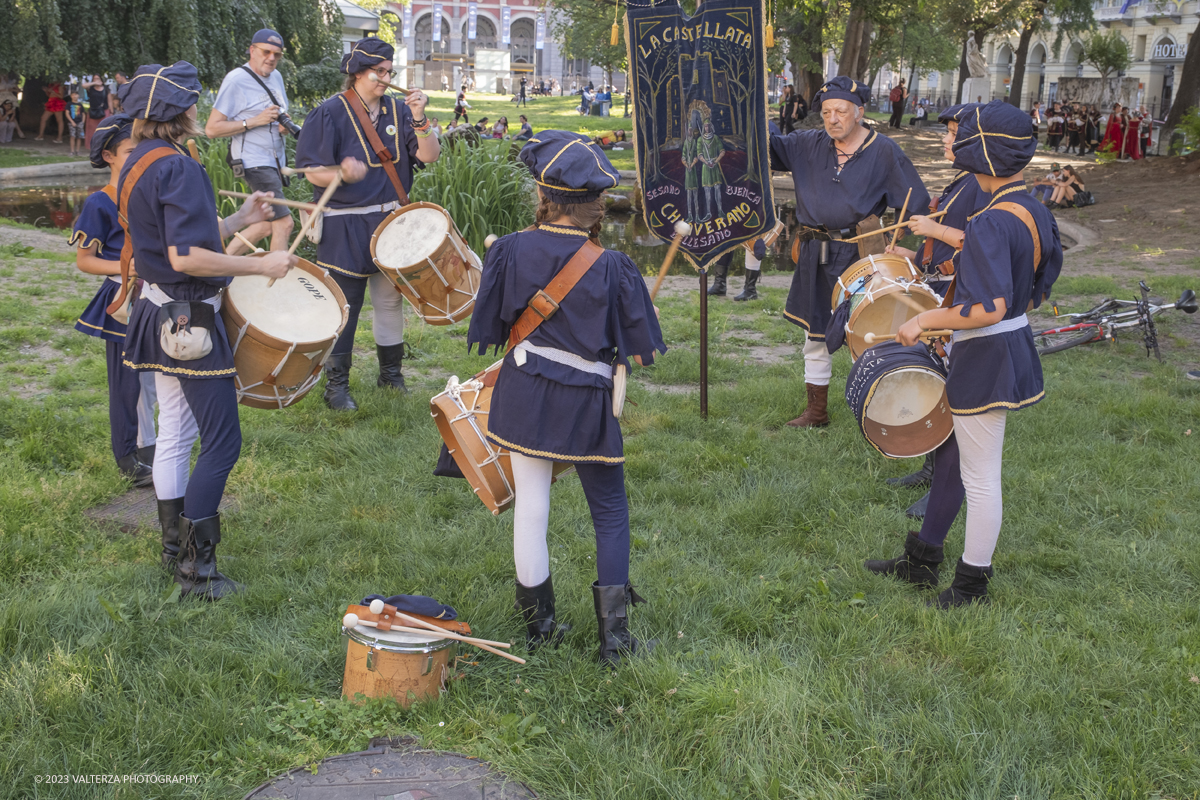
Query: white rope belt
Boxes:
[
  {"xmin": 952, "ymin": 313, "xmax": 1028, "ymax": 343},
  {"xmin": 141, "ymin": 282, "xmax": 223, "ymax": 312},
  {"xmin": 322, "ymin": 200, "xmax": 400, "ymax": 218},
  {"xmin": 513, "ymin": 341, "xmax": 611, "ymax": 378}
]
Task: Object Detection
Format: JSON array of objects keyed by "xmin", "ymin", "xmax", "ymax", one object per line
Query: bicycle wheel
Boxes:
[{"xmin": 1034, "ymin": 325, "xmax": 1104, "ymax": 354}]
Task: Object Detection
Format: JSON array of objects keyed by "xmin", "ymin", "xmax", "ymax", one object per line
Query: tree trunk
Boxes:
[
  {"xmin": 956, "ymin": 37, "xmax": 969, "ymax": 104},
  {"xmin": 1163, "ymin": 16, "xmax": 1200, "ymax": 131},
  {"xmin": 1009, "ymin": 19, "xmax": 1037, "ymax": 107},
  {"xmin": 854, "ymin": 20, "xmax": 873, "ymax": 82},
  {"xmin": 838, "ymin": 5, "xmax": 866, "ymax": 78},
  {"xmin": 18, "ymin": 77, "xmax": 47, "ymax": 132}
]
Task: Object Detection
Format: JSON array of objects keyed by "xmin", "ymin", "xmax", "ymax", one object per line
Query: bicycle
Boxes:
[{"xmin": 1032, "ymin": 281, "xmax": 1197, "ymax": 359}]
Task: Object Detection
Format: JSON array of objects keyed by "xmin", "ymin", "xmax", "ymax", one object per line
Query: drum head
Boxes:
[
  {"xmin": 375, "ymin": 206, "xmax": 450, "ymax": 269},
  {"xmin": 227, "ymin": 271, "xmax": 345, "ymax": 344},
  {"xmin": 846, "ymin": 281, "xmax": 940, "ymax": 359},
  {"xmin": 862, "ymin": 367, "xmax": 953, "ymax": 458},
  {"xmin": 344, "ymin": 623, "xmax": 451, "ymax": 653}
]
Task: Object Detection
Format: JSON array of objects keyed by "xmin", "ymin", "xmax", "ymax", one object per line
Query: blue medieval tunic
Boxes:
[{"xmin": 71, "ymin": 186, "xmax": 129, "ymax": 342}]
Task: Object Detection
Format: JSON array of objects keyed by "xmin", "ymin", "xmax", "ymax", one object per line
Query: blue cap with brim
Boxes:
[
  {"xmin": 812, "ymin": 76, "xmax": 870, "ymax": 113},
  {"xmin": 252, "ymin": 28, "xmax": 283, "ymax": 48},
  {"xmin": 89, "ymin": 114, "xmax": 133, "ymax": 169},
  {"xmin": 519, "ymin": 130, "xmax": 620, "ymax": 204},
  {"xmin": 937, "ymin": 103, "xmax": 980, "ymax": 125},
  {"xmin": 122, "ymin": 62, "xmax": 202, "ymax": 122},
  {"xmin": 951, "ymin": 100, "xmax": 1038, "ymax": 178},
  {"xmin": 341, "ymin": 37, "xmax": 394, "ymax": 74}
]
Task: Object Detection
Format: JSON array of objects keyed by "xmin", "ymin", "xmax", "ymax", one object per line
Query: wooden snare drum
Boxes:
[
  {"xmin": 221, "ymin": 257, "xmax": 349, "ymax": 409},
  {"xmin": 370, "ymin": 202, "xmax": 482, "ymax": 326},
  {"xmin": 844, "ymin": 341, "xmax": 953, "ymax": 459},
  {"xmin": 430, "ymin": 360, "xmax": 572, "ymax": 515},
  {"xmin": 844, "ymin": 276, "xmax": 941, "ymax": 361},
  {"xmin": 831, "ymin": 253, "xmax": 920, "ymax": 310},
  {"xmin": 341, "ymin": 619, "xmax": 457, "ymax": 707}
]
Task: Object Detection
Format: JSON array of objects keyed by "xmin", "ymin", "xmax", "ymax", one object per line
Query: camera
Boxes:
[{"xmin": 277, "ymin": 111, "xmax": 302, "ymax": 137}]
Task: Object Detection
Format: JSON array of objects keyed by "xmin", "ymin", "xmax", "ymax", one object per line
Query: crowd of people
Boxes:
[{"xmin": 1031, "ymin": 99, "xmax": 1151, "ymax": 159}]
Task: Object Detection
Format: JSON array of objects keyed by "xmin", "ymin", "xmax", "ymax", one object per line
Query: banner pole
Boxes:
[{"xmin": 699, "ymin": 269, "xmax": 709, "ymax": 420}]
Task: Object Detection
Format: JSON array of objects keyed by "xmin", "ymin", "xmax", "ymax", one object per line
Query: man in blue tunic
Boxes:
[{"xmin": 768, "ymin": 77, "xmax": 930, "ymax": 428}]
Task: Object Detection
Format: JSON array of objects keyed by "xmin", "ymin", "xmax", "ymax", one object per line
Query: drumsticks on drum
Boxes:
[
  {"xmin": 650, "ymin": 221, "xmax": 693, "ymax": 302},
  {"xmin": 843, "ymin": 210, "xmax": 949, "ymax": 244},
  {"xmin": 343, "ymin": 613, "xmax": 527, "ymax": 665},
  {"xmin": 864, "ymin": 330, "xmax": 953, "ymax": 344},
  {"xmin": 218, "ymin": 190, "xmax": 318, "ymax": 212},
  {"xmin": 889, "ymin": 188, "xmax": 912, "ymax": 251}
]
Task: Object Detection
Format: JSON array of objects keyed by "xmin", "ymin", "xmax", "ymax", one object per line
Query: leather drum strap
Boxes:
[
  {"xmin": 343, "ymin": 90, "xmax": 409, "ymax": 207},
  {"xmin": 507, "ymin": 239, "xmax": 604, "ymax": 350},
  {"xmin": 107, "ymin": 147, "xmax": 179, "ymax": 315},
  {"xmin": 920, "ymin": 195, "xmax": 941, "ymax": 267}
]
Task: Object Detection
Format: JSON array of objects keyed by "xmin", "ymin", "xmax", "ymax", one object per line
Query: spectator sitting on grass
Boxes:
[
  {"xmin": 0, "ymin": 97, "xmax": 23, "ymax": 143},
  {"xmin": 492, "ymin": 116, "xmax": 508, "ymax": 139},
  {"xmin": 428, "ymin": 116, "xmax": 442, "ymax": 137},
  {"xmin": 1029, "ymin": 163, "xmax": 1063, "ymax": 203},
  {"xmin": 474, "ymin": 116, "xmax": 490, "ymax": 134},
  {"xmin": 513, "ymin": 114, "xmax": 532, "ymax": 141}
]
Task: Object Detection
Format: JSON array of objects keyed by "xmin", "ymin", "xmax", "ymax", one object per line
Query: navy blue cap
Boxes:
[
  {"xmin": 519, "ymin": 130, "xmax": 620, "ymax": 204},
  {"xmin": 952, "ymin": 100, "xmax": 1038, "ymax": 178},
  {"xmin": 937, "ymin": 103, "xmax": 980, "ymax": 125},
  {"xmin": 340, "ymin": 37, "xmax": 394, "ymax": 74},
  {"xmin": 123, "ymin": 62, "xmax": 202, "ymax": 122},
  {"xmin": 89, "ymin": 113, "xmax": 133, "ymax": 169},
  {"xmin": 812, "ymin": 76, "xmax": 870, "ymax": 112},
  {"xmin": 252, "ymin": 28, "xmax": 283, "ymax": 48}
]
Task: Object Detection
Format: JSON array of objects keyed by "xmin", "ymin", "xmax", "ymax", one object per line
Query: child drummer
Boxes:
[
  {"xmin": 70, "ymin": 113, "xmax": 158, "ymax": 487},
  {"xmin": 467, "ymin": 131, "xmax": 666, "ymax": 666},
  {"xmin": 882, "ymin": 104, "xmax": 987, "ymax": 516},
  {"xmin": 865, "ymin": 100, "xmax": 1062, "ymax": 607}
]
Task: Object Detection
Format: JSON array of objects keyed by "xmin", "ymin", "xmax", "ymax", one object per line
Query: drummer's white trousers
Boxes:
[
  {"xmin": 368, "ymin": 272, "xmax": 405, "ymax": 347},
  {"xmin": 802, "ymin": 334, "xmax": 833, "ymax": 386},
  {"xmin": 745, "ymin": 252, "xmax": 762, "ymax": 272},
  {"xmin": 510, "ymin": 452, "xmax": 553, "ymax": 587},
  {"xmin": 954, "ymin": 409, "xmax": 1008, "ymax": 567}
]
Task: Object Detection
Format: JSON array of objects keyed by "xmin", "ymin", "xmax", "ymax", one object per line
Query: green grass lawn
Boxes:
[
  {"xmin": 0, "ymin": 147, "xmax": 78, "ymax": 170},
  {"xmin": 1, "ymin": 239, "xmax": 1199, "ymax": 797}
]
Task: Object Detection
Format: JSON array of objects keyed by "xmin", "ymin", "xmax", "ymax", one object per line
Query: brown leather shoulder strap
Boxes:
[
  {"xmin": 101, "ymin": 184, "xmax": 118, "ymax": 205},
  {"xmin": 342, "ymin": 90, "xmax": 409, "ymax": 206},
  {"xmin": 507, "ymin": 239, "xmax": 604, "ymax": 349},
  {"xmin": 106, "ymin": 147, "xmax": 179, "ymax": 315},
  {"xmin": 993, "ymin": 201, "xmax": 1041, "ymax": 274},
  {"xmin": 920, "ymin": 195, "xmax": 941, "ymax": 267}
]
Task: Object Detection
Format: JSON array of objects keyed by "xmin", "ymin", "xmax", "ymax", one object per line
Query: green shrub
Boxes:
[{"xmin": 1176, "ymin": 106, "xmax": 1200, "ymax": 155}]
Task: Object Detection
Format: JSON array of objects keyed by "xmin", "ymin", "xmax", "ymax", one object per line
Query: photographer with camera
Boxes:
[{"xmin": 205, "ymin": 28, "xmax": 297, "ymax": 252}]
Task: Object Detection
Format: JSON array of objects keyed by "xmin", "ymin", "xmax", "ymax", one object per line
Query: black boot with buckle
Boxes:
[
  {"xmin": 323, "ymin": 353, "xmax": 358, "ymax": 411},
  {"xmin": 116, "ymin": 453, "xmax": 153, "ymax": 488},
  {"xmin": 156, "ymin": 497, "xmax": 185, "ymax": 569},
  {"xmin": 592, "ymin": 581, "xmax": 654, "ymax": 667},
  {"xmin": 515, "ymin": 575, "xmax": 570, "ymax": 650},
  {"xmin": 376, "ymin": 342, "xmax": 411, "ymax": 393},
  {"xmin": 864, "ymin": 532, "xmax": 944, "ymax": 589},
  {"xmin": 175, "ymin": 513, "xmax": 244, "ymax": 601}
]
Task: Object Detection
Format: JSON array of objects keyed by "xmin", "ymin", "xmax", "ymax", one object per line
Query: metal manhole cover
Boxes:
[
  {"xmin": 84, "ymin": 487, "xmax": 237, "ymax": 533},
  {"xmin": 243, "ymin": 743, "xmax": 537, "ymax": 799}
]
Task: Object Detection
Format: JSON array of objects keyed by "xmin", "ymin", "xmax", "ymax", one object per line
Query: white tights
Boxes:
[
  {"xmin": 368, "ymin": 272, "xmax": 406, "ymax": 347},
  {"xmin": 745, "ymin": 252, "xmax": 762, "ymax": 272},
  {"xmin": 954, "ymin": 410, "xmax": 1008, "ymax": 567},
  {"xmin": 510, "ymin": 451, "xmax": 553, "ymax": 587},
  {"xmin": 802, "ymin": 333, "xmax": 833, "ymax": 386},
  {"xmin": 152, "ymin": 373, "xmax": 199, "ymax": 501}
]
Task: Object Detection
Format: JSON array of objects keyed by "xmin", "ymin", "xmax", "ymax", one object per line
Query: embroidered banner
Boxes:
[{"xmin": 626, "ymin": 0, "xmax": 774, "ymax": 269}]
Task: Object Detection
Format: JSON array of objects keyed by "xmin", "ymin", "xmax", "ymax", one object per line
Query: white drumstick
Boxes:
[
  {"xmin": 270, "ymin": 170, "xmax": 342, "ymax": 287},
  {"xmin": 864, "ymin": 330, "xmax": 953, "ymax": 344},
  {"xmin": 343, "ymin": 613, "xmax": 525, "ymax": 664},
  {"xmin": 484, "ymin": 234, "xmax": 498, "ymax": 249}
]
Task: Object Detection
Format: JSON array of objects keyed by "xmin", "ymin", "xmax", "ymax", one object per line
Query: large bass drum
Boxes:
[
  {"xmin": 844, "ymin": 341, "xmax": 953, "ymax": 459},
  {"xmin": 370, "ymin": 202, "xmax": 482, "ymax": 325}
]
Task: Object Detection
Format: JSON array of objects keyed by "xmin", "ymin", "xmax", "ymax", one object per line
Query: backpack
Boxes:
[{"xmin": 889, "ymin": 86, "xmax": 903, "ymax": 103}]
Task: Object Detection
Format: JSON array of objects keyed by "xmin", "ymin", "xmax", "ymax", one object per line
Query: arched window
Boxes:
[
  {"xmin": 462, "ymin": 16, "xmax": 497, "ymax": 56},
  {"xmin": 415, "ymin": 14, "xmax": 452, "ymax": 61},
  {"xmin": 510, "ymin": 17, "xmax": 536, "ymax": 64}
]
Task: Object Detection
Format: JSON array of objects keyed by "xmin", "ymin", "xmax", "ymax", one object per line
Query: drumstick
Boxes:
[
  {"xmin": 218, "ymin": 190, "xmax": 318, "ymax": 212},
  {"xmin": 186, "ymin": 138, "xmax": 200, "ymax": 161},
  {"xmin": 268, "ymin": 170, "xmax": 341, "ymax": 287},
  {"xmin": 365, "ymin": 600, "xmax": 510, "ymax": 647},
  {"xmin": 279, "ymin": 165, "xmax": 340, "ymax": 177},
  {"xmin": 343, "ymin": 613, "xmax": 526, "ymax": 665},
  {"xmin": 233, "ymin": 231, "xmax": 262, "ymax": 253},
  {"xmin": 864, "ymin": 330, "xmax": 953, "ymax": 344},
  {"xmin": 367, "ymin": 73, "xmax": 408, "ymax": 95},
  {"xmin": 649, "ymin": 221, "xmax": 692, "ymax": 302},
  {"xmin": 346, "ymin": 614, "xmax": 511, "ymax": 650},
  {"xmin": 843, "ymin": 210, "xmax": 948, "ymax": 244},
  {"xmin": 889, "ymin": 188, "xmax": 913, "ymax": 250}
]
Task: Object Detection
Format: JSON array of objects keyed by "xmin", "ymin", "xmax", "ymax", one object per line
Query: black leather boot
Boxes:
[
  {"xmin": 515, "ymin": 575, "xmax": 570, "ymax": 650},
  {"xmin": 137, "ymin": 444, "xmax": 156, "ymax": 466},
  {"xmin": 175, "ymin": 514, "xmax": 244, "ymax": 600},
  {"xmin": 592, "ymin": 581, "xmax": 653, "ymax": 667},
  {"xmin": 864, "ymin": 531, "xmax": 944, "ymax": 588},
  {"xmin": 322, "ymin": 353, "xmax": 358, "ymax": 411},
  {"xmin": 733, "ymin": 269, "xmax": 759, "ymax": 301},
  {"xmin": 905, "ymin": 490, "xmax": 931, "ymax": 519},
  {"xmin": 886, "ymin": 452, "xmax": 934, "ymax": 488},
  {"xmin": 156, "ymin": 497, "xmax": 185, "ymax": 569},
  {"xmin": 376, "ymin": 342, "xmax": 410, "ymax": 393},
  {"xmin": 707, "ymin": 259, "xmax": 728, "ymax": 296},
  {"xmin": 933, "ymin": 558, "xmax": 993, "ymax": 609},
  {"xmin": 116, "ymin": 453, "xmax": 153, "ymax": 488}
]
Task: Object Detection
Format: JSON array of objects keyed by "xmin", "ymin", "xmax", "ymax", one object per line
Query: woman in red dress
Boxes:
[
  {"xmin": 1121, "ymin": 108, "xmax": 1143, "ymax": 160},
  {"xmin": 37, "ymin": 81, "xmax": 67, "ymax": 143},
  {"xmin": 1098, "ymin": 102, "xmax": 1123, "ymax": 155}
]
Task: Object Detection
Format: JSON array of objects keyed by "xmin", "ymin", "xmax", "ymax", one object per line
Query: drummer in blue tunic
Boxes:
[
  {"xmin": 71, "ymin": 113, "xmax": 158, "ymax": 487},
  {"xmin": 467, "ymin": 131, "xmax": 666, "ymax": 666},
  {"xmin": 294, "ymin": 37, "xmax": 441, "ymax": 411},
  {"xmin": 119, "ymin": 62, "xmax": 294, "ymax": 599},
  {"xmin": 768, "ymin": 76, "xmax": 929, "ymax": 428},
  {"xmin": 865, "ymin": 100, "xmax": 1062, "ymax": 608},
  {"xmin": 882, "ymin": 104, "xmax": 988, "ymax": 514}
]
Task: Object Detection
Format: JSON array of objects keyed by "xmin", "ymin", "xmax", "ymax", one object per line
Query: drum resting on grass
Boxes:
[{"xmin": 845, "ymin": 341, "xmax": 953, "ymax": 459}]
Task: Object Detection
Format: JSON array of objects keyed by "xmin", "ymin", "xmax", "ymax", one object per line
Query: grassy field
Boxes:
[
  {"xmin": 1, "ymin": 206, "xmax": 1199, "ymax": 799},
  {"xmin": 0, "ymin": 147, "xmax": 79, "ymax": 170}
]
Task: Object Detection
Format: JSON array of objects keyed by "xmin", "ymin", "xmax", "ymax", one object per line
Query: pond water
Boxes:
[{"xmin": 0, "ymin": 178, "xmax": 107, "ymax": 230}]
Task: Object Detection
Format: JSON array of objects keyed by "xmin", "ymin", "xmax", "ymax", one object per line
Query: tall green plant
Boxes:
[{"xmin": 410, "ymin": 140, "xmax": 536, "ymax": 255}]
